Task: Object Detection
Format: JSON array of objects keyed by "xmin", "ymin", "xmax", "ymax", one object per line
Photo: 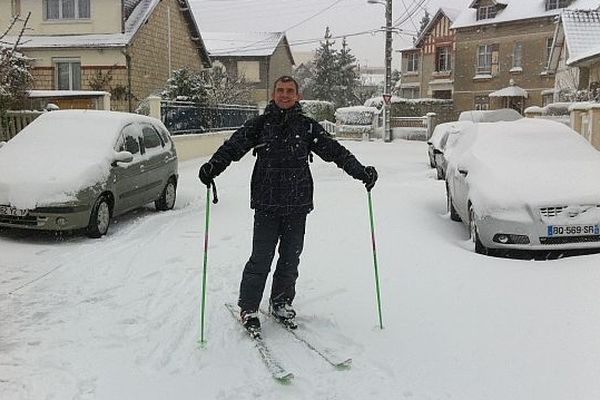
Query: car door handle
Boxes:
[{"xmin": 458, "ymin": 169, "xmax": 468, "ymax": 177}]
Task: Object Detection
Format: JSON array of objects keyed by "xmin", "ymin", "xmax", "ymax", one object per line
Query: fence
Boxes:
[
  {"xmin": 320, "ymin": 120, "xmax": 336, "ymax": 135},
  {"xmin": 160, "ymin": 101, "xmax": 259, "ymax": 134},
  {"xmin": 0, "ymin": 110, "xmax": 44, "ymax": 141}
]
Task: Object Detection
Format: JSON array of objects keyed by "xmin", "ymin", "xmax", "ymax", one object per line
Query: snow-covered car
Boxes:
[
  {"xmin": 0, "ymin": 110, "xmax": 178, "ymax": 238},
  {"xmin": 446, "ymin": 118, "xmax": 600, "ymax": 255},
  {"xmin": 427, "ymin": 121, "xmax": 474, "ymax": 179},
  {"xmin": 458, "ymin": 108, "xmax": 523, "ymax": 123}
]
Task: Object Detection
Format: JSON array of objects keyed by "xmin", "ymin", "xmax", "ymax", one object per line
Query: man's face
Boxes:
[{"xmin": 272, "ymin": 81, "xmax": 300, "ymax": 109}]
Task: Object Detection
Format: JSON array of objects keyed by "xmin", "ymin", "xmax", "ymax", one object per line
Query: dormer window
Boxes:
[
  {"xmin": 545, "ymin": 0, "xmax": 571, "ymax": 10},
  {"xmin": 477, "ymin": 5, "xmax": 497, "ymax": 20},
  {"xmin": 45, "ymin": 0, "xmax": 91, "ymax": 20}
]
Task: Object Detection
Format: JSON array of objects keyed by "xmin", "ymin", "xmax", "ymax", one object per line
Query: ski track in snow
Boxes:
[{"xmin": 2, "ymin": 140, "xmax": 600, "ymax": 399}]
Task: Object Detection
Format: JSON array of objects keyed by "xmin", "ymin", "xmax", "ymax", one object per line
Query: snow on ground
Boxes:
[{"xmin": 2, "ymin": 140, "xmax": 600, "ymax": 399}]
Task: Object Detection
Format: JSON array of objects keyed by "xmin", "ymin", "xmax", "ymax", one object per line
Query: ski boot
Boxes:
[
  {"xmin": 240, "ymin": 310, "xmax": 261, "ymax": 338},
  {"xmin": 270, "ymin": 301, "xmax": 298, "ymax": 330}
]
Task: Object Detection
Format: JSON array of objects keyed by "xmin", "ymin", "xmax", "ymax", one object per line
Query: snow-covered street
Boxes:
[{"xmin": 2, "ymin": 139, "xmax": 600, "ymax": 400}]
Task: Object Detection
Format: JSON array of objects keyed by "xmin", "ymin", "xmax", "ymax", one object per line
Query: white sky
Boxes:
[{"xmin": 189, "ymin": 0, "xmax": 472, "ymax": 69}]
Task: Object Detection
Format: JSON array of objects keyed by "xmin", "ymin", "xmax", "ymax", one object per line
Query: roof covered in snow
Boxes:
[
  {"xmin": 560, "ymin": 9, "xmax": 600, "ymax": 65},
  {"xmin": 489, "ymin": 85, "xmax": 529, "ymax": 98},
  {"xmin": 413, "ymin": 7, "xmax": 461, "ymax": 48},
  {"xmin": 4, "ymin": 0, "xmax": 210, "ymax": 67},
  {"xmin": 201, "ymin": 31, "xmax": 291, "ymax": 59},
  {"xmin": 452, "ymin": 0, "xmax": 600, "ymax": 29}
]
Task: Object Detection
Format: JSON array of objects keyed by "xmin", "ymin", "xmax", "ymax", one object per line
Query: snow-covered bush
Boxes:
[
  {"xmin": 161, "ymin": 68, "xmax": 209, "ymax": 105},
  {"xmin": 0, "ymin": 45, "xmax": 31, "ymax": 113},
  {"xmin": 364, "ymin": 96, "xmax": 450, "ymax": 109},
  {"xmin": 335, "ymin": 106, "xmax": 377, "ymax": 125},
  {"xmin": 300, "ymin": 100, "xmax": 335, "ymax": 121}
]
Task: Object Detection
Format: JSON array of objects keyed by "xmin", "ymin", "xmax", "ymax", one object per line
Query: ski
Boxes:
[
  {"xmin": 225, "ymin": 303, "xmax": 294, "ymax": 382},
  {"xmin": 260, "ymin": 308, "xmax": 352, "ymax": 369}
]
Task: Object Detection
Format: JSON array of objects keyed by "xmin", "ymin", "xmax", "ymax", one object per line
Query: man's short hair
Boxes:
[{"xmin": 273, "ymin": 76, "xmax": 299, "ymax": 93}]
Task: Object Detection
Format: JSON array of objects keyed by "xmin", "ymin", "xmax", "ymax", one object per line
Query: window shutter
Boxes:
[{"xmin": 491, "ymin": 44, "xmax": 500, "ymax": 75}]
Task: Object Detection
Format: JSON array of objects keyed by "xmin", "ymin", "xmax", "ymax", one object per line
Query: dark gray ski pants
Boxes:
[{"xmin": 238, "ymin": 212, "xmax": 307, "ymax": 312}]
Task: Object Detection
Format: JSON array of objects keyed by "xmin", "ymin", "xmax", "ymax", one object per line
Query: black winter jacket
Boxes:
[{"xmin": 208, "ymin": 101, "xmax": 368, "ymax": 215}]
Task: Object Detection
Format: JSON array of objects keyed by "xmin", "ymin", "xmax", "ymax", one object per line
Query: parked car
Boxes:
[
  {"xmin": 427, "ymin": 121, "xmax": 474, "ymax": 179},
  {"xmin": 0, "ymin": 110, "xmax": 178, "ymax": 238},
  {"xmin": 446, "ymin": 118, "xmax": 600, "ymax": 255},
  {"xmin": 458, "ymin": 108, "xmax": 522, "ymax": 123}
]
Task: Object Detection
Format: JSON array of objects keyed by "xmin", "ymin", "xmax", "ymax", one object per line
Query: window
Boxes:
[
  {"xmin": 400, "ymin": 87, "xmax": 419, "ymax": 98},
  {"xmin": 546, "ymin": 37, "xmax": 554, "ymax": 64},
  {"xmin": 477, "ymin": 5, "xmax": 496, "ymax": 20},
  {"xmin": 142, "ymin": 125, "xmax": 164, "ymax": 150},
  {"xmin": 237, "ymin": 61, "xmax": 260, "ymax": 82},
  {"xmin": 120, "ymin": 125, "xmax": 141, "ymax": 156},
  {"xmin": 513, "ymin": 42, "xmax": 523, "ymax": 69},
  {"xmin": 11, "ymin": 0, "xmax": 21, "ymax": 16},
  {"xmin": 546, "ymin": 0, "xmax": 571, "ymax": 10},
  {"xmin": 406, "ymin": 52, "xmax": 419, "ymax": 73},
  {"xmin": 435, "ymin": 47, "xmax": 451, "ymax": 72},
  {"xmin": 477, "ymin": 44, "xmax": 493, "ymax": 74},
  {"xmin": 45, "ymin": 0, "xmax": 90, "ymax": 20},
  {"xmin": 55, "ymin": 59, "xmax": 81, "ymax": 90},
  {"xmin": 474, "ymin": 95, "xmax": 490, "ymax": 110}
]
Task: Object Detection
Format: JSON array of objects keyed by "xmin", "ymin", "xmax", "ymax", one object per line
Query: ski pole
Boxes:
[
  {"xmin": 199, "ymin": 181, "xmax": 217, "ymax": 346},
  {"xmin": 367, "ymin": 190, "xmax": 383, "ymax": 330}
]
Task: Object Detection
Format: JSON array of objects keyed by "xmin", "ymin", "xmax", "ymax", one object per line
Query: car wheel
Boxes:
[
  {"xmin": 469, "ymin": 204, "xmax": 489, "ymax": 255},
  {"xmin": 447, "ymin": 188, "xmax": 461, "ymax": 222},
  {"xmin": 155, "ymin": 178, "xmax": 176, "ymax": 211},
  {"xmin": 87, "ymin": 195, "xmax": 111, "ymax": 238}
]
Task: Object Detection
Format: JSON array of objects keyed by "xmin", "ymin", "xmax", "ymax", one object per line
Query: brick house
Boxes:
[
  {"xmin": 547, "ymin": 9, "xmax": 600, "ymax": 101},
  {"xmin": 201, "ymin": 31, "xmax": 294, "ymax": 109},
  {"xmin": 451, "ymin": 0, "xmax": 598, "ymax": 114},
  {"xmin": 1, "ymin": 0, "xmax": 211, "ymax": 111},
  {"xmin": 398, "ymin": 7, "xmax": 460, "ymax": 100}
]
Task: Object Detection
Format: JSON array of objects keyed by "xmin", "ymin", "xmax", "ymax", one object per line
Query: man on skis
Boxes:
[{"xmin": 198, "ymin": 76, "xmax": 377, "ymax": 335}]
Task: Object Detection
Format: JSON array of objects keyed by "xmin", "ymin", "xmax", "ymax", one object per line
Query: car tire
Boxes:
[
  {"xmin": 86, "ymin": 195, "xmax": 111, "ymax": 238},
  {"xmin": 155, "ymin": 178, "xmax": 176, "ymax": 211},
  {"xmin": 447, "ymin": 188, "xmax": 461, "ymax": 222},
  {"xmin": 469, "ymin": 204, "xmax": 490, "ymax": 255}
]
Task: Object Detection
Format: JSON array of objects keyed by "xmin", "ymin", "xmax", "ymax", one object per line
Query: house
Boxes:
[
  {"xmin": 398, "ymin": 7, "xmax": 460, "ymax": 99},
  {"xmin": 1, "ymin": 0, "xmax": 211, "ymax": 112},
  {"xmin": 201, "ymin": 31, "xmax": 295, "ymax": 109},
  {"xmin": 451, "ymin": 0, "xmax": 599, "ymax": 114},
  {"xmin": 547, "ymin": 9, "xmax": 600, "ymax": 101}
]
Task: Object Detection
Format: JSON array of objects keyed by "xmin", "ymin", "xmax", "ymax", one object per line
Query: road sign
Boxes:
[{"xmin": 383, "ymin": 94, "xmax": 392, "ymax": 105}]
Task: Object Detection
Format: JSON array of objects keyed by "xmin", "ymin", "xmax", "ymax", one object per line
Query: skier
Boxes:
[{"xmin": 198, "ymin": 76, "xmax": 377, "ymax": 334}]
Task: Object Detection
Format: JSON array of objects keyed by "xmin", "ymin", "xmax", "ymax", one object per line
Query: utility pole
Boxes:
[
  {"xmin": 368, "ymin": 0, "xmax": 394, "ymax": 142},
  {"xmin": 384, "ymin": 0, "xmax": 392, "ymax": 142}
]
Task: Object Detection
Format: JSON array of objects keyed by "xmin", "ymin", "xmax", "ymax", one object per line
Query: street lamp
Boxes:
[{"xmin": 368, "ymin": 0, "xmax": 393, "ymax": 142}]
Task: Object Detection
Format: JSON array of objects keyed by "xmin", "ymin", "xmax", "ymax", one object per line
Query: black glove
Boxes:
[
  {"xmin": 198, "ymin": 162, "xmax": 215, "ymax": 187},
  {"xmin": 362, "ymin": 166, "xmax": 378, "ymax": 191}
]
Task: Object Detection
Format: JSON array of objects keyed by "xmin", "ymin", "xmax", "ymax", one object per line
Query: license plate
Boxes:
[
  {"xmin": 547, "ymin": 224, "xmax": 600, "ymax": 236},
  {"xmin": 0, "ymin": 205, "xmax": 29, "ymax": 217}
]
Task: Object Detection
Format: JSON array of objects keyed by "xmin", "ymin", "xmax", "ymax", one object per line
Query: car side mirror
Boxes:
[{"xmin": 112, "ymin": 151, "xmax": 134, "ymax": 166}]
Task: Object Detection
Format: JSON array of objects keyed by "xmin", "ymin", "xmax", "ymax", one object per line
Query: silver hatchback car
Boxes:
[{"xmin": 0, "ymin": 110, "xmax": 178, "ymax": 237}]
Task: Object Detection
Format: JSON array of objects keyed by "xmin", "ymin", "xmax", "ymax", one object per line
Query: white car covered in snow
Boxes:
[
  {"xmin": 446, "ymin": 118, "xmax": 600, "ymax": 255},
  {"xmin": 0, "ymin": 110, "xmax": 178, "ymax": 238}
]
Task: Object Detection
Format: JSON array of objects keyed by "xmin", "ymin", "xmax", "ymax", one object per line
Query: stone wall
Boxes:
[
  {"xmin": 128, "ymin": 0, "xmax": 207, "ymax": 111},
  {"xmin": 453, "ymin": 17, "xmax": 556, "ymax": 113}
]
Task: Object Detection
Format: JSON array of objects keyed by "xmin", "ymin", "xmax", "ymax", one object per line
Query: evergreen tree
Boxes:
[
  {"xmin": 413, "ymin": 10, "xmax": 431, "ymax": 44},
  {"xmin": 335, "ymin": 38, "xmax": 360, "ymax": 107},
  {"xmin": 312, "ymin": 27, "xmax": 338, "ymax": 104},
  {"xmin": 293, "ymin": 60, "xmax": 316, "ymax": 100},
  {"xmin": 161, "ymin": 67, "xmax": 209, "ymax": 105},
  {"xmin": 206, "ymin": 63, "xmax": 253, "ymax": 105}
]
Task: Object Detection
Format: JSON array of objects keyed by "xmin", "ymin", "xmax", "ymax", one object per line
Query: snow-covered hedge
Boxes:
[
  {"xmin": 335, "ymin": 124, "xmax": 372, "ymax": 139},
  {"xmin": 300, "ymin": 100, "xmax": 335, "ymax": 122},
  {"xmin": 334, "ymin": 106, "xmax": 378, "ymax": 126},
  {"xmin": 364, "ymin": 96, "xmax": 450, "ymax": 109}
]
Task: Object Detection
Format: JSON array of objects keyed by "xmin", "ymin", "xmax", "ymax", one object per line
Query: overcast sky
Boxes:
[{"xmin": 189, "ymin": 0, "xmax": 472, "ymax": 69}]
